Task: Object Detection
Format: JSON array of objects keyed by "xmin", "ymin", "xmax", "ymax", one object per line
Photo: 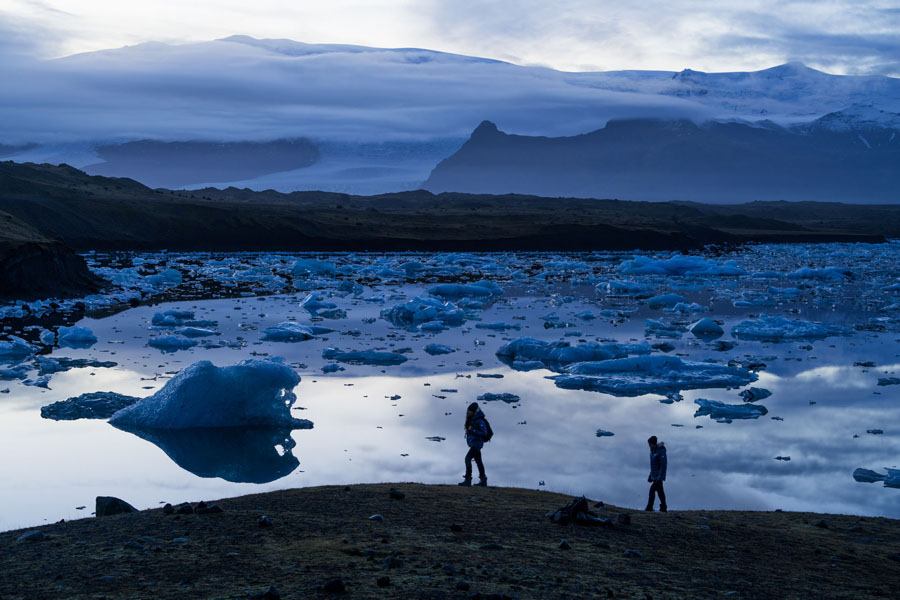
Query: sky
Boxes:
[{"xmin": 1, "ymin": 0, "xmax": 899, "ymax": 76}]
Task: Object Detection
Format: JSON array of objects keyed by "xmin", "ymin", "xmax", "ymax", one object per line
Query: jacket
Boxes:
[
  {"xmin": 466, "ymin": 409, "xmax": 488, "ymax": 449},
  {"xmin": 649, "ymin": 442, "xmax": 667, "ymax": 481}
]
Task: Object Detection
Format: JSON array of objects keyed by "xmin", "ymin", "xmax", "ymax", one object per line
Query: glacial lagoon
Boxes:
[{"xmin": 1, "ymin": 244, "xmax": 898, "ymax": 531}]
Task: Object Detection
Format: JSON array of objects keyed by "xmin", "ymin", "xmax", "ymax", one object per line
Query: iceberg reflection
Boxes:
[{"xmin": 113, "ymin": 425, "xmax": 307, "ymax": 483}]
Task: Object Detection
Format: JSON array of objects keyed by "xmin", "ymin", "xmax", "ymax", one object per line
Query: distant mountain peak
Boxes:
[{"xmin": 471, "ymin": 120, "xmax": 501, "ymax": 137}]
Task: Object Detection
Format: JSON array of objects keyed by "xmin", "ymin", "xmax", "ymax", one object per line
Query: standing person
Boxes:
[
  {"xmin": 645, "ymin": 435, "xmax": 667, "ymax": 512},
  {"xmin": 458, "ymin": 402, "xmax": 488, "ymax": 487}
]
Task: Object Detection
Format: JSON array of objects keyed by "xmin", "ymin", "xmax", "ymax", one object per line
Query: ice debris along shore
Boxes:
[
  {"xmin": 550, "ymin": 356, "xmax": 757, "ymax": 396},
  {"xmin": 109, "ymin": 359, "xmax": 311, "ymax": 429}
]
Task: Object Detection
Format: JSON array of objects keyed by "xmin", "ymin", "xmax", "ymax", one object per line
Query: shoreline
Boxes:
[{"xmin": 4, "ymin": 483, "xmax": 899, "ymax": 599}]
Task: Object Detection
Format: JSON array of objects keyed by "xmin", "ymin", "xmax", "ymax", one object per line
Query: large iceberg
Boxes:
[
  {"xmin": 550, "ymin": 356, "xmax": 757, "ymax": 396},
  {"xmin": 496, "ymin": 337, "xmax": 651, "ymax": 370},
  {"xmin": 109, "ymin": 359, "xmax": 310, "ymax": 429},
  {"xmin": 618, "ymin": 255, "xmax": 746, "ymax": 277},
  {"xmin": 731, "ymin": 315, "xmax": 852, "ymax": 341}
]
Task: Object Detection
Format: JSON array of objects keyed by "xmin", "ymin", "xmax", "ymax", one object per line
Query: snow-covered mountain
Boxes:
[{"xmin": 1, "ymin": 36, "xmax": 898, "ymax": 195}]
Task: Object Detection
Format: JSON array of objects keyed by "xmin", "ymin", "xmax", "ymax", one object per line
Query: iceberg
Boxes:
[
  {"xmin": 176, "ymin": 327, "xmax": 217, "ymax": 338},
  {"xmin": 731, "ymin": 315, "xmax": 852, "ymax": 341},
  {"xmin": 476, "ymin": 392, "xmax": 520, "ymax": 403},
  {"xmin": 496, "ymin": 338, "xmax": 651, "ymax": 370},
  {"xmin": 322, "ymin": 348, "xmax": 408, "ymax": 366},
  {"xmin": 853, "ymin": 468, "xmax": 900, "ymax": 488},
  {"xmin": 689, "ymin": 318, "xmax": 725, "ymax": 340},
  {"xmin": 425, "ymin": 343, "xmax": 455, "ymax": 356},
  {"xmin": 601, "ymin": 280, "xmax": 655, "ymax": 297},
  {"xmin": 787, "ymin": 267, "xmax": 853, "ymax": 280},
  {"xmin": 261, "ymin": 322, "xmax": 317, "ymax": 342},
  {"xmin": 0, "ymin": 336, "xmax": 36, "ymax": 363},
  {"xmin": 292, "ymin": 258, "xmax": 336, "ymax": 277},
  {"xmin": 109, "ymin": 359, "xmax": 309, "ymax": 429},
  {"xmin": 147, "ymin": 335, "xmax": 198, "ymax": 352},
  {"xmin": 475, "ymin": 321, "xmax": 521, "ymax": 331},
  {"xmin": 428, "ymin": 280, "xmax": 502, "ymax": 299},
  {"xmin": 645, "ymin": 319, "xmax": 687, "ymax": 338},
  {"xmin": 550, "ymin": 356, "xmax": 757, "ymax": 396},
  {"xmin": 42, "ymin": 392, "xmax": 140, "ymax": 420},
  {"xmin": 381, "ymin": 296, "xmax": 466, "ymax": 329},
  {"xmin": 147, "ymin": 268, "xmax": 182, "ymax": 287},
  {"xmin": 56, "ymin": 326, "xmax": 98, "ymax": 349},
  {"xmin": 151, "ymin": 309, "xmax": 195, "ymax": 327},
  {"xmin": 693, "ymin": 398, "xmax": 769, "ymax": 421},
  {"xmin": 618, "ymin": 255, "xmax": 745, "ymax": 277},
  {"xmin": 740, "ymin": 387, "xmax": 772, "ymax": 402},
  {"xmin": 646, "ymin": 293, "xmax": 688, "ymax": 309}
]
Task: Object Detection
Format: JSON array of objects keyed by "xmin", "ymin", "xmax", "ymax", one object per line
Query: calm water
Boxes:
[{"xmin": 1, "ymin": 245, "xmax": 898, "ymax": 531}]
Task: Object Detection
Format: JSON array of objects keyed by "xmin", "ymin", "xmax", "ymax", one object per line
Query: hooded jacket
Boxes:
[
  {"xmin": 466, "ymin": 408, "xmax": 488, "ymax": 449},
  {"xmin": 649, "ymin": 442, "xmax": 667, "ymax": 481}
]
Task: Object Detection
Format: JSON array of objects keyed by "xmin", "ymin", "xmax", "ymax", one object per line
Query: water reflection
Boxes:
[{"xmin": 112, "ymin": 425, "xmax": 303, "ymax": 483}]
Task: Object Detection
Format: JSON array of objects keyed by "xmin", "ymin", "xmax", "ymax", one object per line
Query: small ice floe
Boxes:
[
  {"xmin": 0, "ymin": 364, "xmax": 29, "ymax": 380},
  {"xmin": 595, "ymin": 429, "xmax": 615, "ymax": 437},
  {"xmin": 475, "ymin": 322, "xmax": 521, "ymax": 331},
  {"xmin": 853, "ymin": 468, "xmax": 900, "ymax": 488},
  {"xmin": 147, "ymin": 335, "xmax": 198, "ymax": 352},
  {"xmin": 551, "ymin": 356, "xmax": 756, "ymax": 397},
  {"xmin": 0, "ymin": 336, "xmax": 36, "ymax": 363},
  {"xmin": 425, "ymin": 343, "xmax": 455, "ymax": 356},
  {"xmin": 644, "ymin": 319, "xmax": 686, "ymax": 339},
  {"xmin": 261, "ymin": 322, "xmax": 318, "ymax": 342},
  {"xmin": 147, "ymin": 268, "xmax": 182, "ymax": 287},
  {"xmin": 110, "ymin": 359, "xmax": 310, "ymax": 429},
  {"xmin": 292, "ymin": 258, "xmax": 336, "ymax": 277},
  {"xmin": 321, "ymin": 363, "xmax": 344, "ymax": 373},
  {"xmin": 877, "ymin": 377, "xmax": 900, "ymax": 386},
  {"xmin": 175, "ymin": 327, "xmax": 217, "ymax": 338},
  {"xmin": 42, "ymin": 391, "xmax": 140, "ymax": 420},
  {"xmin": 601, "ymin": 279, "xmax": 655, "ymax": 298},
  {"xmin": 667, "ymin": 302, "xmax": 708, "ymax": 314},
  {"xmin": 774, "ymin": 456, "xmax": 791, "ymax": 461},
  {"xmin": 381, "ymin": 296, "xmax": 466, "ymax": 329},
  {"xmin": 787, "ymin": 267, "xmax": 853, "ymax": 280},
  {"xmin": 739, "ymin": 387, "xmax": 772, "ymax": 402},
  {"xmin": 425, "ymin": 436, "xmax": 446, "ymax": 442},
  {"xmin": 428, "ymin": 280, "xmax": 503, "ymax": 299},
  {"xmin": 617, "ymin": 255, "xmax": 745, "ymax": 277},
  {"xmin": 22, "ymin": 375, "xmax": 51, "ymax": 388},
  {"xmin": 646, "ymin": 294, "xmax": 688, "ymax": 310},
  {"xmin": 693, "ymin": 398, "xmax": 768, "ymax": 421},
  {"xmin": 689, "ymin": 318, "xmax": 724, "ymax": 341},
  {"xmin": 300, "ymin": 293, "xmax": 338, "ymax": 313},
  {"xmin": 56, "ymin": 326, "xmax": 98, "ymax": 349},
  {"xmin": 151, "ymin": 309, "xmax": 195, "ymax": 327},
  {"xmin": 496, "ymin": 338, "xmax": 650, "ymax": 370},
  {"xmin": 575, "ymin": 310, "xmax": 597, "ymax": 320},
  {"xmin": 867, "ymin": 429, "xmax": 884, "ymax": 435},
  {"xmin": 476, "ymin": 392, "xmax": 520, "ymax": 404},
  {"xmin": 731, "ymin": 315, "xmax": 852, "ymax": 342},
  {"xmin": 477, "ymin": 373, "xmax": 503, "ymax": 378},
  {"xmin": 322, "ymin": 348, "xmax": 408, "ymax": 366}
]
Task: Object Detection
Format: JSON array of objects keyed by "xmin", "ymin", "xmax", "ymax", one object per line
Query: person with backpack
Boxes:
[
  {"xmin": 458, "ymin": 402, "xmax": 490, "ymax": 487},
  {"xmin": 645, "ymin": 435, "xmax": 667, "ymax": 512}
]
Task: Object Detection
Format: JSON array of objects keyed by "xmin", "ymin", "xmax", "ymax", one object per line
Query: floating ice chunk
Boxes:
[
  {"xmin": 300, "ymin": 293, "xmax": 338, "ymax": 313},
  {"xmin": 693, "ymin": 398, "xmax": 768, "ymax": 421},
  {"xmin": 618, "ymin": 255, "xmax": 745, "ymax": 277},
  {"xmin": 322, "ymin": 348, "xmax": 408, "ymax": 366},
  {"xmin": 877, "ymin": 377, "xmax": 900, "ymax": 386},
  {"xmin": 731, "ymin": 315, "xmax": 852, "ymax": 342},
  {"xmin": 39, "ymin": 329, "xmax": 55, "ymax": 345},
  {"xmin": 512, "ymin": 360, "xmax": 545, "ymax": 371},
  {"xmin": 425, "ymin": 343, "xmax": 455, "ymax": 356},
  {"xmin": 293, "ymin": 259, "xmax": 336, "ymax": 277},
  {"xmin": 647, "ymin": 294, "xmax": 688, "ymax": 309},
  {"xmin": 338, "ymin": 280, "xmax": 364, "ymax": 296},
  {"xmin": 420, "ymin": 321, "xmax": 448, "ymax": 332},
  {"xmin": 601, "ymin": 280, "xmax": 655, "ymax": 297},
  {"xmin": 887, "ymin": 469, "xmax": 900, "ymax": 488},
  {"xmin": 428, "ymin": 280, "xmax": 502, "ymax": 299},
  {"xmin": 475, "ymin": 322, "xmax": 521, "ymax": 331},
  {"xmin": 22, "ymin": 375, "xmax": 51, "ymax": 389},
  {"xmin": 0, "ymin": 365, "xmax": 29, "ymax": 380},
  {"xmin": 551, "ymin": 356, "xmax": 757, "ymax": 397},
  {"xmin": 151, "ymin": 310, "xmax": 195, "ymax": 327},
  {"xmin": 35, "ymin": 357, "xmax": 116, "ymax": 375},
  {"xmin": 109, "ymin": 359, "xmax": 308, "ymax": 429},
  {"xmin": 261, "ymin": 322, "xmax": 317, "ymax": 342},
  {"xmin": 496, "ymin": 338, "xmax": 651, "ymax": 370},
  {"xmin": 740, "ymin": 387, "xmax": 772, "ymax": 402},
  {"xmin": 476, "ymin": 392, "xmax": 520, "ymax": 403},
  {"xmin": 318, "ymin": 308, "xmax": 348, "ymax": 319},
  {"xmin": 42, "ymin": 391, "xmax": 140, "ymax": 420},
  {"xmin": 668, "ymin": 302, "xmax": 708, "ymax": 314},
  {"xmin": 595, "ymin": 429, "xmax": 615, "ymax": 437},
  {"xmin": 0, "ymin": 336, "xmax": 35, "ymax": 363},
  {"xmin": 787, "ymin": 267, "xmax": 853, "ymax": 280},
  {"xmin": 321, "ymin": 363, "xmax": 345, "ymax": 373},
  {"xmin": 853, "ymin": 468, "xmax": 887, "ymax": 483},
  {"xmin": 690, "ymin": 318, "xmax": 725, "ymax": 340},
  {"xmin": 575, "ymin": 310, "xmax": 597, "ymax": 320},
  {"xmin": 645, "ymin": 319, "xmax": 686, "ymax": 338},
  {"xmin": 147, "ymin": 335, "xmax": 199, "ymax": 352},
  {"xmin": 147, "ymin": 268, "xmax": 182, "ymax": 287},
  {"xmin": 176, "ymin": 327, "xmax": 217, "ymax": 338},
  {"xmin": 381, "ymin": 296, "xmax": 466, "ymax": 329},
  {"xmin": 56, "ymin": 326, "xmax": 98, "ymax": 349}
]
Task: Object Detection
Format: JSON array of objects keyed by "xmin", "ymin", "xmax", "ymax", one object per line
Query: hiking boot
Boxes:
[
  {"xmin": 644, "ymin": 505, "xmax": 654, "ymax": 511},
  {"xmin": 659, "ymin": 505, "xmax": 668, "ymax": 513},
  {"xmin": 457, "ymin": 477, "xmax": 472, "ymax": 487},
  {"xmin": 475, "ymin": 476, "xmax": 488, "ymax": 487}
]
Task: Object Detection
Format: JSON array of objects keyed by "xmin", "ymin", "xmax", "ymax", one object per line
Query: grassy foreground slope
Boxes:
[{"xmin": 2, "ymin": 484, "xmax": 899, "ymax": 599}]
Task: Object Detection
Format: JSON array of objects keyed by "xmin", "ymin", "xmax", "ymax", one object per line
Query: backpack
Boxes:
[{"xmin": 483, "ymin": 417, "xmax": 494, "ymax": 442}]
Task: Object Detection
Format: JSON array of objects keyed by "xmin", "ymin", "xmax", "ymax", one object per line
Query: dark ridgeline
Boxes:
[{"xmin": 424, "ymin": 115, "xmax": 900, "ymax": 204}]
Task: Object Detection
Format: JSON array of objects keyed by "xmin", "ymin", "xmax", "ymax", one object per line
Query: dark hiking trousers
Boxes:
[
  {"xmin": 465, "ymin": 447, "xmax": 486, "ymax": 479},
  {"xmin": 647, "ymin": 480, "xmax": 666, "ymax": 509}
]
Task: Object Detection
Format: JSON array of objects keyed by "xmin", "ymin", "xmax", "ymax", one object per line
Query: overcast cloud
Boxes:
[{"xmin": 0, "ymin": 0, "xmax": 897, "ymax": 76}]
